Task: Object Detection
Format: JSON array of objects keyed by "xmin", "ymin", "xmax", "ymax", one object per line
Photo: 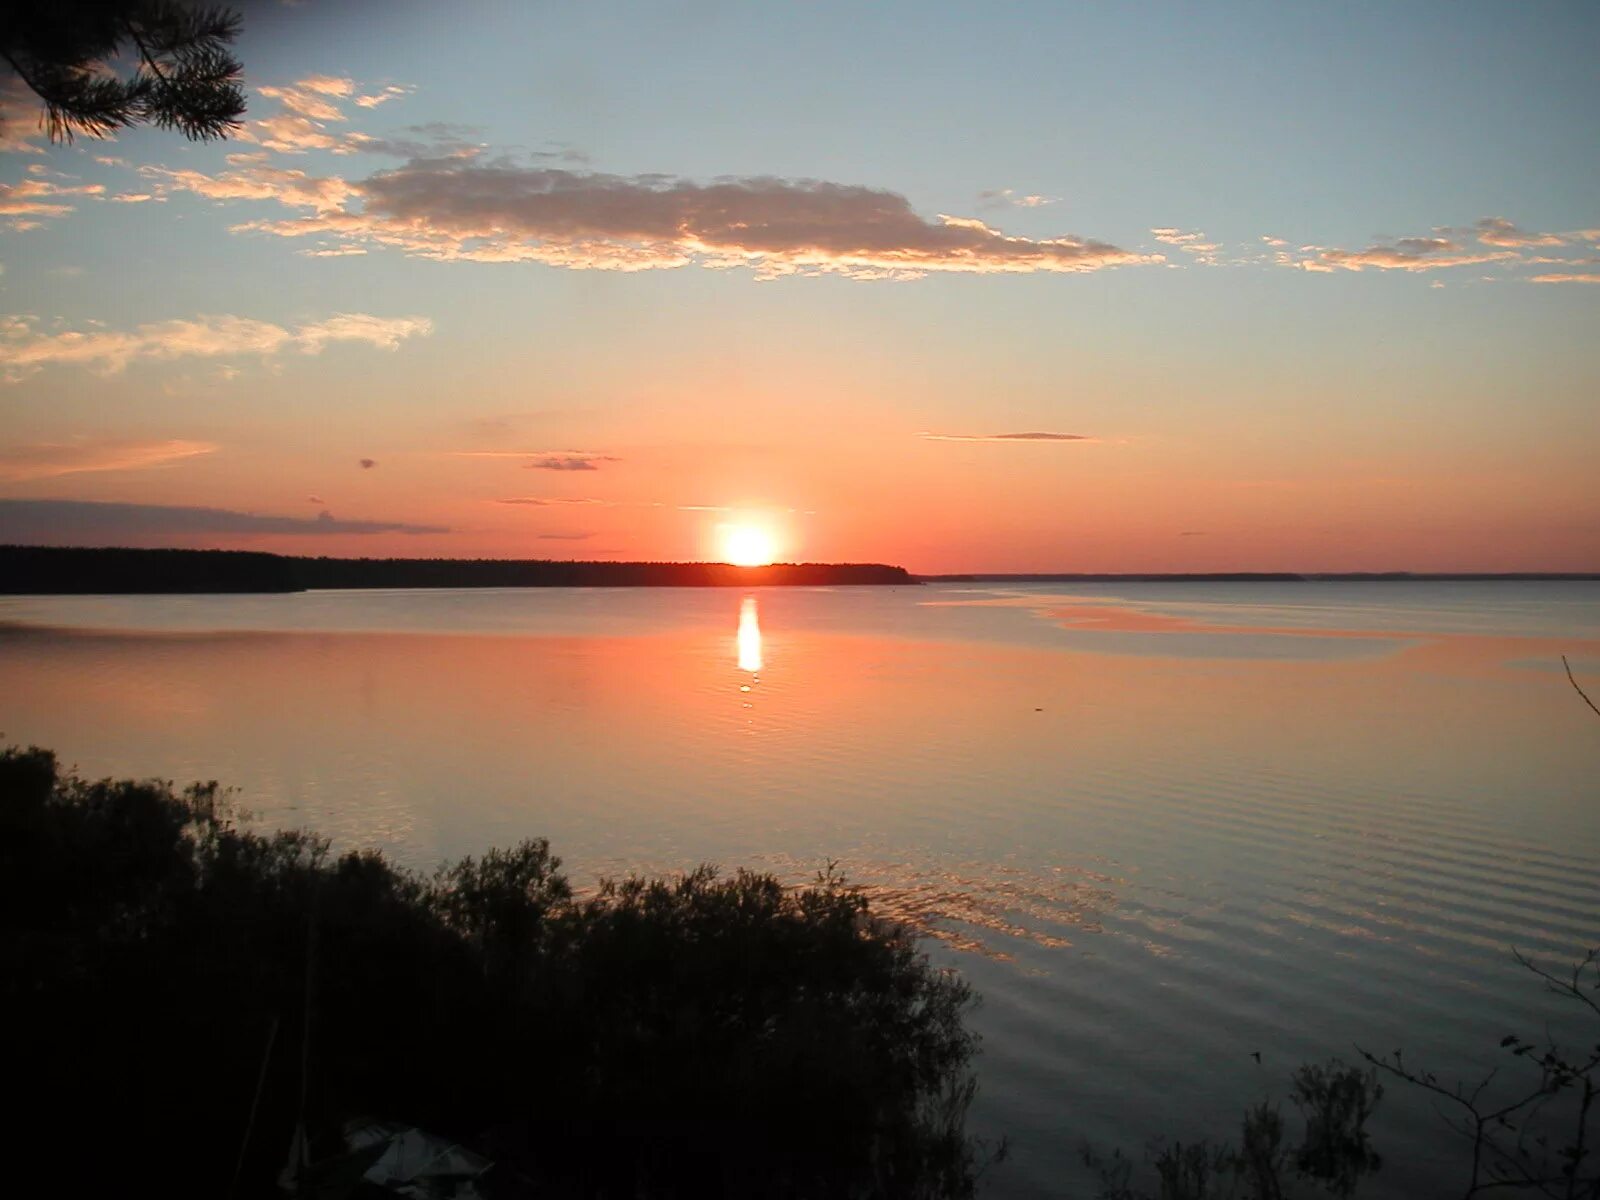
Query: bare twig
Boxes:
[{"xmin": 1564, "ymin": 656, "xmax": 1600, "ymax": 721}]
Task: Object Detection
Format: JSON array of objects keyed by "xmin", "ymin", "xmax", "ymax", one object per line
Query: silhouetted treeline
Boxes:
[
  {"xmin": 0, "ymin": 544, "xmax": 302, "ymax": 592},
  {"xmin": 296, "ymin": 556, "xmax": 915, "ymax": 589},
  {"xmin": 0, "ymin": 545, "xmax": 914, "ymax": 593},
  {"xmin": 1, "ymin": 747, "xmax": 984, "ymax": 1199}
]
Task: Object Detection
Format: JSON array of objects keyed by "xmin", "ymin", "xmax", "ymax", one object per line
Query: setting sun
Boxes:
[{"xmin": 722, "ymin": 525, "xmax": 777, "ymax": 567}]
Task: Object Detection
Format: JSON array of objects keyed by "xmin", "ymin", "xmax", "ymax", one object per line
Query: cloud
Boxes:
[
  {"xmin": 233, "ymin": 76, "xmax": 428, "ymax": 157},
  {"xmin": 0, "ymin": 175, "xmax": 105, "ymax": 227},
  {"xmin": 308, "ymin": 494, "xmax": 325, "ymax": 504},
  {"xmin": 1529, "ymin": 273, "xmax": 1600, "ymax": 284},
  {"xmin": 537, "ymin": 532, "xmax": 595, "ymax": 540},
  {"xmin": 526, "ymin": 453, "xmax": 615, "ymax": 471},
  {"xmin": 258, "ymin": 77, "xmax": 354, "ymax": 119},
  {"xmin": 0, "ymin": 438, "xmax": 217, "ymax": 481},
  {"xmin": 0, "ymin": 499, "xmax": 447, "ymax": 541},
  {"xmin": 235, "ymin": 159, "xmax": 1156, "ymax": 278},
  {"xmin": 1150, "ymin": 227, "xmax": 1221, "ymax": 264},
  {"xmin": 340, "ymin": 123, "xmax": 484, "ymax": 160},
  {"xmin": 495, "ymin": 496, "xmax": 610, "ymax": 506},
  {"xmin": 236, "ymin": 76, "xmax": 367, "ymax": 153},
  {"xmin": 978, "ymin": 189, "xmax": 1058, "ymax": 209},
  {"xmin": 1295, "ymin": 232, "xmax": 1519, "ymax": 273},
  {"xmin": 918, "ymin": 431, "xmax": 1095, "ymax": 442},
  {"xmin": 143, "ymin": 164, "xmax": 358, "ymax": 213},
  {"xmin": 238, "ymin": 112, "xmax": 344, "ymax": 154},
  {"xmin": 0, "ymin": 312, "xmax": 432, "ymax": 382},
  {"xmin": 1472, "ymin": 217, "xmax": 1566, "ymax": 248},
  {"xmin": 354, "ymin": 85, "xmax": 414, "ymax": 109},
  {"xmin": 359, "ymin": 458, "xmax": 377, "ymax": 469},
  {"xmin": 0, "ymin": 81, "xmax": 47, "ymax": 153},
  {"xmin": 457, "ymin": 450, "xmax": 619, "ymax": 470}
]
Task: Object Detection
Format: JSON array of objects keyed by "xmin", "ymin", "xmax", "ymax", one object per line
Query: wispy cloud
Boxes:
[
  {"xmin": 1471, "ymin": 217, "xmax": 1566, "ymax": 248},
  {"xmin": 537, "ymin": 532, "xmax": 595, "ymax": 540},
  {"xmin": 354, "ymin": 85, "xmax": 414, "ymax": 109},
  {"xmin": 978, "ymin": 188, "xmax": 1058, "ymax": 209},
  {"xmin": 237, "ymin": 76, "xmax": 364, "ymax": 153},
  {"xmin": 0, "ymin": 172, "xmax": 105, "ymax": 228},
  {"xmin": 1290, "ymin": 232, "xmax": 1519, "ymax": 273},
  {"xmin": 231, "ymin": 158, "xmax": 1155, "ymax": 278},
  {"xmin": 0, "ymin": 312, "xmax": 432, "ymax": 382},
  {"xmin": 494, "ymin": 496, "xmax": 611, "ymax": 505},
  {"xmin": 0, "ymin": 438, "xmax": 217, "ymax": 481},
  {"xmin": 234, "ymin": 78, "xmax": 462, "ymax": 160},
  {"xmin": 1150, "ymin": 227, "xmax": 1222, "ymax": 264},
  {"xmin": 918, "ymin": 431, "xmax": 1096, "ymax": 442},
  {"xmin": 457, "ymin": 450, "xmax": 619, "ymax": 471},
  {"xmin": 143, "ymin": 165, "xmax": 358, "ymax": 213},
  {"xmin": 0, "ymin": 81, "xmax": 47, "ymax": 154},
  {"xmin": 0, "ymin": 499, "xmax": 447, "ymax": 541},
  {"xmin": 526, "ymin": 454, "xmax": 615, "ymax": 471},
  {"xmin": 1529, "ymin": 273, "xmax": 1600, "ymax": 284}
]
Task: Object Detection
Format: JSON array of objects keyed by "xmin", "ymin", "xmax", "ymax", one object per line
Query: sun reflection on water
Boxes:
[{"xmin": 737, "ymin": 595, "xmax": 763, "ymax": 675}]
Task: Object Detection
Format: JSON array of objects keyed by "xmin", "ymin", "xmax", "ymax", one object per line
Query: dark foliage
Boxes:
[
  {"xmin": 1083, "ymin": 1059, "xmax": 1383, "ymax": 1199},
  {"xmin": 1, "ymin": 0, "xmax": 245, "ymax": 143},
  {"xmin": 1359, "ymin": 948, "xmax": 1600, "ymax": 1198},
  {"xmin": 1, "ymin": 747, "xmax": 985, "ymax": 1198}
]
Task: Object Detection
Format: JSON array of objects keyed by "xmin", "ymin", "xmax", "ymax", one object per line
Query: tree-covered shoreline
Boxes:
[{"xmin": 0, "ymin": 544, "xmax": 916, "ymax": 594}]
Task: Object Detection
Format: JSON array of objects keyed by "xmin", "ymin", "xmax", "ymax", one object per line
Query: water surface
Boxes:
[{"xmin": 3, "ymin": 582, "xmax": 1597, "ymax": 1196}]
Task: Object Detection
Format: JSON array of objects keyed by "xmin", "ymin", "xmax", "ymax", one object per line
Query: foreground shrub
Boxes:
[{"xmin": 0, "ymin": 746, "xmax": 986, "ymax": 1199}]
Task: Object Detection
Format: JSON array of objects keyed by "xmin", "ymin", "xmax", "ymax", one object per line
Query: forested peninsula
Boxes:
[{"xmin": 0, "ymin": 545, "xmax": 914, "ymax": 593}]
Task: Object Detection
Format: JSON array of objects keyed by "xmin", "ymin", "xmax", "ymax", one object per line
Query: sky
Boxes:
[{"xmin": 1, "ymin": 0, "xmax": 1597, "ymax": 573}]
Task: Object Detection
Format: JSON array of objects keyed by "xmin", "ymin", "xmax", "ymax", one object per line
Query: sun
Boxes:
[{"xmin": 722, "ymin": 524, "xmax": 777, "ymax": 567}]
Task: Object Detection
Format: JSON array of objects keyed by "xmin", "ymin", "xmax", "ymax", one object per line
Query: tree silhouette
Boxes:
[{"xmin": 1, "ymin": 1, "xmax": 244, "ymax": 143}]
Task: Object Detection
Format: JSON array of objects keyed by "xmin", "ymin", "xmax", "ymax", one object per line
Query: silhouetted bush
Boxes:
[
  {"xmin": 1, "ymin": 747, "xmax": 985, "ymax": 1198},
  {"xmin": 1083, "ymin": 1059, "xmax": 1383, "ymax": 1200}
]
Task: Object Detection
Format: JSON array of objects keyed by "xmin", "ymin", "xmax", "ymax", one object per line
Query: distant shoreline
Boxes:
[
  {"xmin": 1, "ymin": 547, "xmax": 1593, "ymax": 594},
  {"xmin": 0, "ymin": 546, "xmax": 914, "ymax": 594},
  {"xmin": 918, "ymin": 572, "xmax": 1600, "ymax": 583}
]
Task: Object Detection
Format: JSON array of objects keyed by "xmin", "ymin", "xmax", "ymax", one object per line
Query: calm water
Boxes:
[{"xmin": 3, "ymin": 582, "xmax": 1598, "ymax": 1196}]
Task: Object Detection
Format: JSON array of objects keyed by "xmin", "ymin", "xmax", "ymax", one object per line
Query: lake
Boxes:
[{"xmin": 3, "ymin": 581, "xmax": 1597, "ymax": 1196}]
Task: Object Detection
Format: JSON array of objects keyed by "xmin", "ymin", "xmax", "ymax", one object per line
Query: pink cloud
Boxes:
[
  {"xmin": 0, "ymin": 312, "xmax": 431, "ymax": 381},
  {"xmin": 1298, "ymin": 234, "xmax": 1520, "ymax": 273},
  {"xmin": 0, "ymin": 176, "xmax": 105, "ymax": 227},
  {"xmin": 143, "ymin": 165, "xmax": 357, "ymax": 213},
  {"xmin": 233, "ymin": 159, "xmax": 1156, "ymax": 278},
  {"xmin": 0, "ymin": 438, "xmax": 218, "ymax": 481},
  {"xmin": 1472, "ymin": 217, "xmax": 1566, "ymax": 248},
  {"xmin": 918, "ymin": 431, "xmax": 1096, "ymax": 443}
]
